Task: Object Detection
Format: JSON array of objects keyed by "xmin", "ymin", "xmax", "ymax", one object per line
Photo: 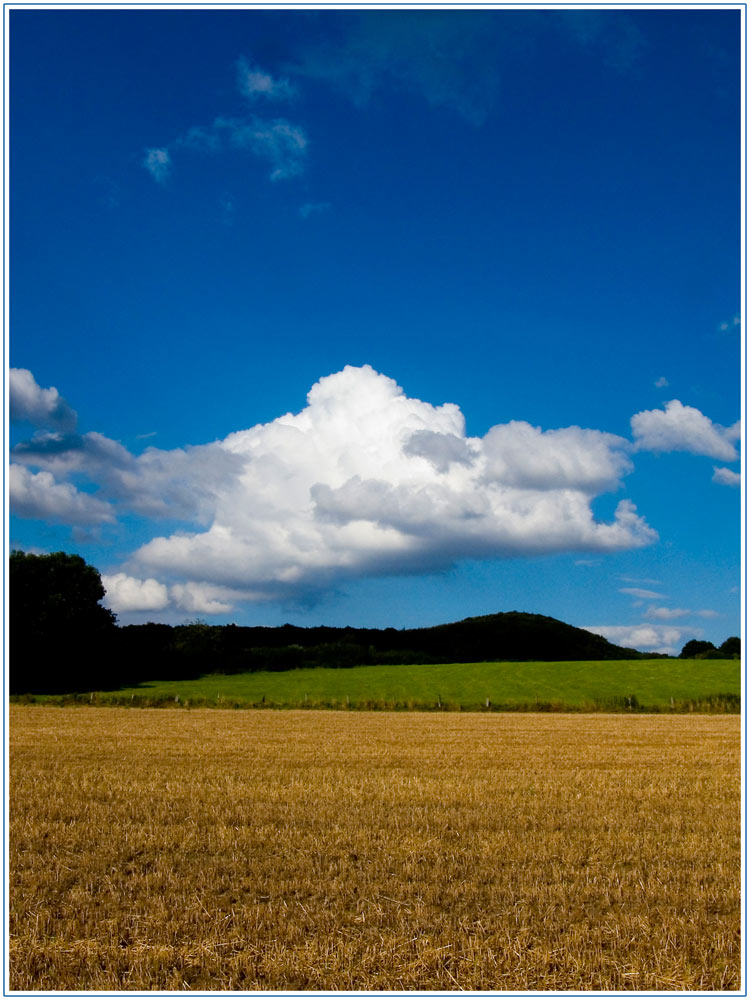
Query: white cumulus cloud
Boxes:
[
  {"xmin": 12, "ymin": 430, "xmax": 243, "ymax": 523},
  {"xmin": 10, "ymin": 465, "xmax": 114, "ymax": 525},
  {"xmin": 631, "ymin": 399, "xmax": 739, "ymax": 461},
  {"xmin": 481, "ymin": 422, "xmax": 632, "ymax": 492},
  {"xmin": 169, "ymin": 582, "xmax": 239, "ymax": 615},
  {"xmin": 9, "ymin": 368, "xmax": 77, "ymax": 431},
  {"xmin": 128, "ymin": 365, "xmax": 655, "ymax": 601},
  {"xmin": 582, "ymin": 623, "xmax": 697, "ymax": 655},
  {"xmin": 713, "ymin": 466, "xmax": 741, "ymax": 487},
  {"xmin": 11, "ymin": 364, "xmax": 665, "ymax": 613},
  {"xmin": 102, "ymin": 573, "xmax": 170, "ymax": 613}
]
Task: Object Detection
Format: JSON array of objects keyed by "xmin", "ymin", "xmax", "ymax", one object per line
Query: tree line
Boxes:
[{"xmin": 9, "ymin": 550, "xmax": 741, "ymax": 695}]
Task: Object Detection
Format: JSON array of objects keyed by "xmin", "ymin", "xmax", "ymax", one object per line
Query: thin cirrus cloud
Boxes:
[
  {"xmin": 631, "ymin": 399, "xmax": 740, "ymax": 462},
  {"xmin": 11, "ymin": 364, "xmax": 659, "ymax": 615}
]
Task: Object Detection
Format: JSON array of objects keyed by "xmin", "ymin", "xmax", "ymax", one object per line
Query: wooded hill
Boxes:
[
  {"xmin": 106, "ymin": 611, "xmax": 653, "ymax": 688},
  {"xmin": 11, "ymin": 550, "xmax": 660, "ymax": 694}
]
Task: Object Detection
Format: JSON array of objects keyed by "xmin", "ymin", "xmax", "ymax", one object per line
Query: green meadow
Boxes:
[{"xmin": 34, "ymin": 658, "xmax": 741, "ymax": 712}]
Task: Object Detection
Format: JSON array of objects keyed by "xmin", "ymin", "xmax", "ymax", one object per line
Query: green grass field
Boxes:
[{"xmin": 36, "ymin": 658, "xmax": 741, "ymax": 712}]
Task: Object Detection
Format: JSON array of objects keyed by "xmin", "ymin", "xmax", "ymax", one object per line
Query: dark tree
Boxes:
[
  {"xmin": 679, "ymin": 639, "xmax": 717, "ymax": 659},
  {"xmin": 10, "ymin": 550, "xmax": 117, "ymax": 693},
  {"xmin": 718, "ymin": 636, "xmax": 741, "ymax": 658}
]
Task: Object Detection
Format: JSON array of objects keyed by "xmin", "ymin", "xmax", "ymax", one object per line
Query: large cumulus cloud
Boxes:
[
  {"xmin": 129, "ymin": 365, "xmax": 654, "ymax": 608},
  {"xmin": 12, "ymin": 364, "xmax": 663, "ymax": 614}
]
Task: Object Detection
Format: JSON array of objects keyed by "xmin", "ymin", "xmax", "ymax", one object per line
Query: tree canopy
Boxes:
[
  {"xmin": 679, "ymin": 637, "xmax": 741, "ymax": 659},
  {"xmin": 10, "ymin": 550, "xmax": 117, "ymax": 693}
]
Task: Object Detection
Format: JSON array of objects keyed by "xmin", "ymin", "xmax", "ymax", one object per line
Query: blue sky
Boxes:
[{"xmin": 8, "ymin": 7, "xmax": 742, "ymax": 654}]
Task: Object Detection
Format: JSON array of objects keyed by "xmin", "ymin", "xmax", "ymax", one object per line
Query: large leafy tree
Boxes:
[{"xmin": 10, "ymin": 550, "xmax": 117, "ymax": 693}]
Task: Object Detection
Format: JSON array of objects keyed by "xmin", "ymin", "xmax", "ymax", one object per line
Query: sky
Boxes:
[{"xmin": 7, "ymin": 6, "xmax": 743, "ymax": 655}]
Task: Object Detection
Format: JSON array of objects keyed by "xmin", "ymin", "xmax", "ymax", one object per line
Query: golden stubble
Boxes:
[{"xmin": 10, "ymin": 706, "xmax": 740, "ymax": 990}]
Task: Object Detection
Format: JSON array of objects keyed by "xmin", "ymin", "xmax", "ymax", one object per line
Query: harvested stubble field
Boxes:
[{"xmin": 10, "ymin": 706, "xmax": 740, "ymax": 991}]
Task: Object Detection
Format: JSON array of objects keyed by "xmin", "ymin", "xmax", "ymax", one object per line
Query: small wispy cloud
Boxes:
[
  {"xmin": 143, "ymin": 148, "xmax": 171, "ymax": 184},
  {"xmin": 645, "ymin": 606, "xmax": 689, "ymax": 620},
  {"xmin": 174, "ymin": 116, "xmax": 308, "ymax": 182},
  {"xmin": 215, "ymin": 116, "xmax": 308, "ymax": 180},
  {"xmin": 718, "ymin": 315, "xmax": 741, "ymax": 332},
  {"xmin": 713, "ymin": 466, "xmax": 741, "ymax": 487},
  {"xmin": 645, "ymin": 605, "xmax": 720, "ymax": 621},
  {"xmin": 220, "ymin": 195, "xmax": 235, "ymax": 226},
  {"xmin": 653, "ymin": 376, "xmax": 669, "ymax": 388},
  {"xmin": 619, "ymin": 586, "xmax": 664, "ymax": 600},
  {"xmin": 237, "ymin": 58, "xmax": 296, "ymax": 101},
  {"xmin": 178, "ymin": 126, "xmax": 220, "ymax": 153},
  {"xmin": 143, "ymin": 58, "xmax": 307, "ymax": 187},
  {"xmin": 300, "ymin": 201, "xmax": 331, "ymax": 220}
]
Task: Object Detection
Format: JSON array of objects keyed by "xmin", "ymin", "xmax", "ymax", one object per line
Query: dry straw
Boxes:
[{"xmin": 10, "ymin": 706, "xmax": 740, "ymax": 990}]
